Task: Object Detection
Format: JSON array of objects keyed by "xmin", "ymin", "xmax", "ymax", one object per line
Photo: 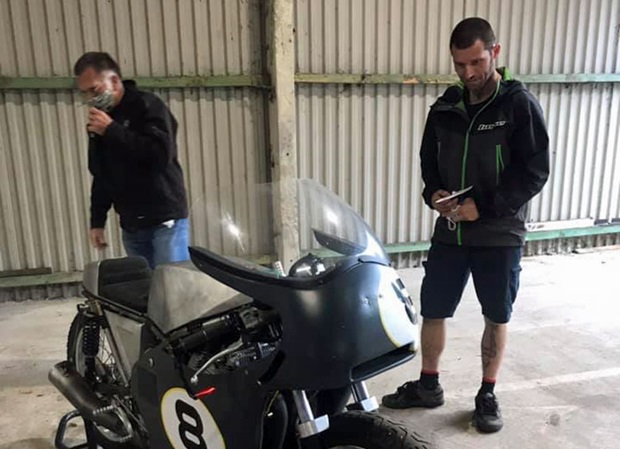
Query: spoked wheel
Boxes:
[
  {"xmin": 320, "ymin": 411, "xmax": 433, "ymax": 449},
  {"xmin": 66, "ymin": 312, "xmax": 142, "ymax": 449}
]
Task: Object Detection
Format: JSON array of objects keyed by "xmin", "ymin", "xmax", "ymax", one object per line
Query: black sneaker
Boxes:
[
  {"xmin": 381, "ymin": 380, "xmax": 445, "ymax": 409},
  {"xmin": 473, "ymin": 392, "xmax": 503, "ymax": 433}
]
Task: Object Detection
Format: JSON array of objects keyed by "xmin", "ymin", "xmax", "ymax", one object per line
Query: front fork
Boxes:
[
  {"xmin": 293, "ymin": 381, "xmax": 378, "ymax": 440},
  {"xmin": 348, "ymin": 381, "xmax": 379, "ymax": 412}
]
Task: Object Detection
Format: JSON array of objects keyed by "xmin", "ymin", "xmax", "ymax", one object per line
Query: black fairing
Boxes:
[
  {"xmin": 189, "ymin": 247, "xmax": 415, "ymax": 391},
  {"xmin": 131, "ymin": 341, "xmax": 277, "ymax": 449}
]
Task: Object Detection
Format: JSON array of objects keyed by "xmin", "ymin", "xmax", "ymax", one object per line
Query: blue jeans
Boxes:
[{"xmin": 122, "ymin": 218, "xmax": 190, "ymax": 269}]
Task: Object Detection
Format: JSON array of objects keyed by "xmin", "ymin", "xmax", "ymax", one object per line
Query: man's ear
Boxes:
[
  {"xmin": 111, "ymin": 73, "xmax": 122, "ymax": 89},
  {"xmin": 110, "ymin": 74, "xmax": 124, "ymax": 105},
  {"xmin": 491, "ymin": 43, "xmax": 501, "ymax": 60}
]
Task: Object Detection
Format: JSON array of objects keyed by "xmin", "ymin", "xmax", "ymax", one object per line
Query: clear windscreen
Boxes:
[{"xmin": 188, "ymin": 179, "xmax": 388, "ymax": 275}]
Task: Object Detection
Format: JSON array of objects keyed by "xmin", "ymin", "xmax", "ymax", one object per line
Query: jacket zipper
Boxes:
[
  {"xmin": 457, "ymin": 80, "xmax": 501, "ymax": 245},
  {"xmin": 495, "ymin": 144, "xmax": 504, "ymax": 184}
]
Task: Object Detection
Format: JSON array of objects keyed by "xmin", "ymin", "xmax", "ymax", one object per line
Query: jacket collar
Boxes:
[
  {"xmin": 433, "ymin": 67, "xmax": 521, "ymax": 114},
  {"xmin": 110, "ymin": 80, "xmax": 139, "ymax": 115}
]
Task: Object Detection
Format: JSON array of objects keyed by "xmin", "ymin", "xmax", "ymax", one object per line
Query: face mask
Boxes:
[{"xmin": 88, "ymin": 89, "xmax": 114, "ymax": 112}]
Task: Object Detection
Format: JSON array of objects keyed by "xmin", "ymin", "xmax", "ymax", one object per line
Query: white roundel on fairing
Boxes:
[
  {"xmin": 376, "ymin": 272, "xmax": 418, "ymax": 348},
  {"xmin": 160, "ymin": 388, "xmax": 226, "ymax": 449}
]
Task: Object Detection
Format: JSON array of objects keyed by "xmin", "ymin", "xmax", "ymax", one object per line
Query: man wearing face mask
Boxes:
[
  {"xmin": 381, "ymin": 18, "xmax": 549, "ymax": 433},
  {"xmin": 74, "ymin": 52, "xmax": 189, "ymax": 268}
]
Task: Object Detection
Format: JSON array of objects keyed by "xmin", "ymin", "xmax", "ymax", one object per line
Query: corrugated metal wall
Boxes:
[
  {"xmin": 295, "ymin": 0, "xmax": 620, "ymax": 245},
  {"xmin": 0, "ymin": 0, "xmax": 263, "ymax": 77},
  {"xmin": 295, "ymin": 0, "xmax": 618, "ymax": 75},
  {"xmin": 0, "ymin": 0, "xmax": 268, "ymax": 273},
  {"xmin": 2, "ymin": 0, "xmax": 620, "ymax": 279}
]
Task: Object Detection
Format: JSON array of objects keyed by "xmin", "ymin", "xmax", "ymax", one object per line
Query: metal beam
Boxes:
[
  {"xmin": 0, "ymin": 75, "xmax": 271, "ymax": 90},
  {"xmin": 524, "ymin": 224, "xmax": 620, "ymax": 242},
  {"xmin": 0, "ymin": 271, "xmax": 82, "ymax": 289},
  {"xmin": 0, "ymin": 267, "xmax": 52, "ymax": 278},
  {"xmin": 295, "ymin": 73, "xmax": 620, "ymax": 85},
  {"xmin": 385, "ymin": 241, "xmax": 432, "ymax": 254},
  {"xmin": 295, "ymin": 73, "xmax": 458, "ymax": 85},
  {"xmin": 1, "ymin": 225, "xmax": 619, "ymax": 289},
  {"xmin": 384, "ymin": 224, "xmax": 620, "ymax": 254},
  {"xmin": 4, "ymin": 72, "xmax": 620, "ymax": 91}
]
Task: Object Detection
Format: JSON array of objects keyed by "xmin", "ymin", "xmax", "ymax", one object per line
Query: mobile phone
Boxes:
[{"xmin": 435, "ymin": 186, "xmax": 473, "ymax": 204}]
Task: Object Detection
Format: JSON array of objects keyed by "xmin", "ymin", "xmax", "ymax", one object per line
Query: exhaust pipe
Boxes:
[{"xmin": 49, "ymin": 361, "xmax": 129, "ymax": 436}]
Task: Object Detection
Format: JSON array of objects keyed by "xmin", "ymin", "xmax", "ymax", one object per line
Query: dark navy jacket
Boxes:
[
  {"xmin": 421, "ymin": 68, "xmax": 550, "ymax": 246},
  {"xmin": 88, "ymin": 80, "xmax": 188, "ymax": 231}
]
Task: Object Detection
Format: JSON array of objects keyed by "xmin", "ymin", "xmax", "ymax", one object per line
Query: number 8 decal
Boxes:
[
  {"xmin": 161, "ymin": 388, "xmax": 226, "ymax": 449},
  {"xmin": 176, "ymin": 400, "xmax": 206, "ymax": 449}
]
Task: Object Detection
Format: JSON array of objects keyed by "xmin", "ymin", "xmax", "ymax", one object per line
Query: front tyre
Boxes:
[{"xmin": 320, "ymin": 411, "xmax": 433, "ymax": 449}]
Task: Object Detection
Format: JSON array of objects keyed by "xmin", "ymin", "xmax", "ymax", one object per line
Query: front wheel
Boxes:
[{"xmin": 320, "ymin": 411, "xmax": 433, "ymax": 449}]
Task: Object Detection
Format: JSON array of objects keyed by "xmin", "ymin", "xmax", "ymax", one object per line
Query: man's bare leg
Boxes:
[
  {"xmin": 421, "ymin": 318, "xmax": 446, "ymax": 372},
  {"xmin": 481, "ymin": 318, "xmax": 507, "ymax": 380},
  {"xmin": 474, "ymin": 318, "xmax": 507, "ymax": 432},
  {"xmin": 380, "ymin": 317, "xmax": 446, "ymax": 408}
]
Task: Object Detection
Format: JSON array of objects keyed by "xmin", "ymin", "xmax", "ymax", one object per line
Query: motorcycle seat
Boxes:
[{"xmin": 82, "ymin": 257, "xmax": 152, "ymax": 313}]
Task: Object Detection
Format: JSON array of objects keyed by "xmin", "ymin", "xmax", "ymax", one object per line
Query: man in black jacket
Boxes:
[
  {"xmin": 74, "ymin": 52, "xmax": 189, "ymax": 269},
  {"xmin": 382, "ymin": 18, "xmax": 549, "ymax": 433}
]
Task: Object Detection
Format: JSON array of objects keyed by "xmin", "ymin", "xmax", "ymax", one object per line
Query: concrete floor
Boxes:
[{"xmin": 1, "ymin": 249, "xmax": 620, "ymax": 448}]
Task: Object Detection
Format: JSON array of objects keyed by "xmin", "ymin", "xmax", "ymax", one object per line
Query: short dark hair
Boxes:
[
  {"xmin": 450, "ymin": 17, "xmax": 496, "ymax": 50},
  {"xmin": 73, "ymin": 52, "xmax": 122, "ymax": 77}
]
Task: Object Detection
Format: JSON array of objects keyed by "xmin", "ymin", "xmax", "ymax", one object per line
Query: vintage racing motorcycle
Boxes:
[{"xmin": 49, "ymin": 179, "xmax": 431, "ymax": 449}]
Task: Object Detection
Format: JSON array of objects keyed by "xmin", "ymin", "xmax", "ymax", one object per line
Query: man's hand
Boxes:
[
  {"xmin": 87, "ymin": 107, "xmax": 113, "ymax": 136},
  {"xmin": 432, "ymin": 190, "xmax": 458, "ymax": 215},
  {"xmin": 450, "ymin": 197, "xmax": 480, "ymax": 222},
  {"xmin": 89, "ymin": 228, "xmax": 108, "ymax": 249}
]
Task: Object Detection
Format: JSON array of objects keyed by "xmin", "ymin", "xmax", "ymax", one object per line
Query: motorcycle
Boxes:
[{"xmin": 49, "ymin": 179, "xmax": 432, "ymax": 449}]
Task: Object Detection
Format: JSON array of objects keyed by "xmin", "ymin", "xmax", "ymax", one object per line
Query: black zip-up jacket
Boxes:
[
  {"xmin": 421, "ymin": 68, "xmax": 550, "ymax": 246},
  {"xmin": 88, "ymin": 80, "xmax": 188, "ymax": 231}
]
